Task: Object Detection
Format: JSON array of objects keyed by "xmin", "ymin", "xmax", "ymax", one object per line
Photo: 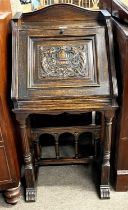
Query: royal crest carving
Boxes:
[{"xmin": 38, "ymin": 44, "xmax": 89, "ymax": 79}]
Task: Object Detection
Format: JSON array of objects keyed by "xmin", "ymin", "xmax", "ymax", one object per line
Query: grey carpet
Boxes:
[{"xmin": 0, "ymin": 165, "xmax": 128, "ymax": 210}]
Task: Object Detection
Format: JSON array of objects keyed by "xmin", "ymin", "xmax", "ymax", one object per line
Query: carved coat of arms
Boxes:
[{"xmin": 38, "ymin": 44, "xmax": 89, "ymax": 79}]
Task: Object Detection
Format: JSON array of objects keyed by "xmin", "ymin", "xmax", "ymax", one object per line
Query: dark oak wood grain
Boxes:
[
  {"xmin": 0, "ymin": 0, "xmax": 20, "ymax": 204},
  {"xmin": 112, "ymin": 17, "xmax": 128, "ymax": 191},
  {"xmin": 100, "ymin": 0, "xmax": 112, "ymax": 12},
  {"xmin": 100, "ymin": 0, "xmax": 128, "ymax": 193},
  {"xmin": 11, "ymin": 4, "xmax": 118, "ymax": 201},
  {"xmin": 112, "ymin": 0, "xmax": 128, "ymax": 23}
]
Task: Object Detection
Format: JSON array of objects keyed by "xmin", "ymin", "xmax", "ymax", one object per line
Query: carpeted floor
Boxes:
[{"xmin": 0, "ymin": 165, "xmax": 128, "ymax": 210}]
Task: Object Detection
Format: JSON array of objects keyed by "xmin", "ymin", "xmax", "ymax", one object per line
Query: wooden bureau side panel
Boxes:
[
  {"xmin": 114, "ymin": 20, "xmax": 128, "ymax": 169},
  {"xmin": 113, "ymin": 19, "xmax": 128, "ymax": 191},
  {"xmin": 117, "ymin": 140, "xmax": 128, "ymax": 169},
  {"xmin": 0, "ymin": 11, "xmax": 20, "ymax": 190},
  {"xmin": 0, "ymin": 147, "xmax": 11, "ymax": 183},
  {"xmin": 0, "ymin": 96, "xmax": 19, "ymax": 189}
]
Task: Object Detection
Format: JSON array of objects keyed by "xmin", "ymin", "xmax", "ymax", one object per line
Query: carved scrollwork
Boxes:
[{"xmin": 38, "ymin": 44, "xmax": 89, "ymax": 79}]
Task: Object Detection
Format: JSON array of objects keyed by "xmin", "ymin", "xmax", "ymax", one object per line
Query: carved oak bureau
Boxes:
[{"xmin": 11, "ymin": 4, "xmax": 118, "ymax": 201}]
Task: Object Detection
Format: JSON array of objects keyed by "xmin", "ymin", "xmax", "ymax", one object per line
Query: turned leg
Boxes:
[
  {"xmin": 74, "ymin": 132, "xmax": 79, "ymax": 158},
  {"xmin": 91, "ymin": 111, "xmax": 96, "ymax": 158},
  {"xmin": 54, "ymin": 133, "xmax": 60, "ymax": 159},
  {"xmin": 100, "ymin": 110, "xmax": 114, "ymax": 199},
  {"xmin": 32, "ymin": 133, "xmax": 41, "ymax": 180},
  {"xmin": 4, "ymin": 183, "xmax": 20, "ymax": 204},
  {"xmin": 16, "ymin": 113, "xmax": 36, "ymax": 202},
  {"xmin": 33, "ymin": 133, "xmax": 41, "ymax": 161}
]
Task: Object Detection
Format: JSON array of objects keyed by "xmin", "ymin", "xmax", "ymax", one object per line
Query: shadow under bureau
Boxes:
[{"xmin": 11, "ymin": 4, "xmax": 118, "ymax": 201}]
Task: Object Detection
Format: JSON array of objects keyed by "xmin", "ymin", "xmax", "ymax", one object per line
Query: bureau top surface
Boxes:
[{"xmin": 12, "ymin": 3, "xmax": 110, "ymax": 23}]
